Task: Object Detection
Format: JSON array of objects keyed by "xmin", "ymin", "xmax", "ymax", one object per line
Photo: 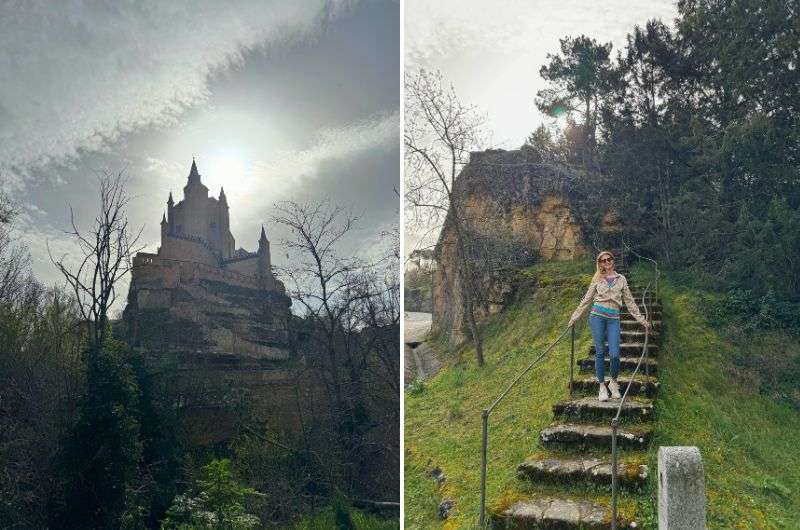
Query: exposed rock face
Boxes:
[
  {"xmin": 123, "ymin": 161, "xmax": 315, "ymax": 444},
  {"xmin": 432, "ymin": 149, "xmax": 607, "ymax": 344},
  {"xmin": 125, "ymin": 260, "xmax": 291, "ymax": 360}
]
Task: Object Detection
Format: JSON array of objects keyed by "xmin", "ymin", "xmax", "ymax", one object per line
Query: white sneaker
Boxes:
[
  {"xmin": 608, "ymin": 379, "xmax": 621, "ymax": 399},
  {"xmin": 598, "ymin": 382, "xmax": 610, "ymax": 402}
]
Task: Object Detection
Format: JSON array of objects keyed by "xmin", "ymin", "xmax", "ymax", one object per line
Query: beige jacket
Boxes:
[{"xmin": 569, "ymin": 273, "xmax": 647, "ymax": 325}]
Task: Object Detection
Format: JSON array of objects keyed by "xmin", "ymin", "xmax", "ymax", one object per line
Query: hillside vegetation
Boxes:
[{"xmin": 405, "ymin": 260, "xmax": 800, "ymax": 529}]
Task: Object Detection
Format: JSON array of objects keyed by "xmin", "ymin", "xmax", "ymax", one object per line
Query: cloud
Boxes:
[
  {"xmin": 234, "ymin": 109, "xmax": 399, "ymax": 201},
  {"xmin": 0, "ymin": 0, "xmax": 355, "ymax": 195},
  {"xmin": 405, "ymin": 0, "xmax": 678, "ymax": 69},
  {"xmin": 220, "ymin": 109, "xmax": 400, "ymax": 256}
]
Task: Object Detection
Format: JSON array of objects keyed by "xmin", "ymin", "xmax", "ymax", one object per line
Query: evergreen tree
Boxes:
[
  {"xmin": 161, "ymin": 458, "xmax": 261, "ymax": 530},
  {"xmin": 49, "ymin": 338, "xmax": 143, "ymax": 529},
  {"xmin": 536, "ymin": 35, "xmax": 616, "ymax": 165}
]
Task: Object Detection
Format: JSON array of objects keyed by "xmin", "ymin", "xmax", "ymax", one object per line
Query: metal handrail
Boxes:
[
  {"xmin": 610, "ymin": 240, "xmax": 659, "ymax": 529},
  {"xmin": 478, "ymin": 324, "xmax": 574, "ymax": 527},
  {"xmin": 622, "ymin": 235, "xmax": 659, "ymax": 301}
]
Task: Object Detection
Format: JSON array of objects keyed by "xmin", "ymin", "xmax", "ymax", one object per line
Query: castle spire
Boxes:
[
  {"xmin": 161, "ymin": 212, "xmax": 167, "ymax": 224},
  {"xmin": 257, "ymin": 224, "xmax": 271, "ymax": 276},
  {"xmin": 219, "ymin": 186, "xmax": 227, "ymax": 204},
  {"xmin": 188, "ymin": 158, "xmax": 201, "ymax": 184},
  {"xmin": 167, "ymin": 191, "xmax": 174, "ymax": 206}
]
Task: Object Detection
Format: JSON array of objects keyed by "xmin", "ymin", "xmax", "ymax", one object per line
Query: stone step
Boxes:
[
  {"xmin": 517, "ymin": 456, "xmax": 649, "ymax": 487},
  {"xmin": 621, "ymin": 319, "xmax": 661, "ymax": 330},
  {"xmin": 540, "ymin": 423, "xmax": 652, "ymax": 449},
  {"xmin": 553, "ymin": 396, "xmax": 654, "ymax": 421},
  {"xmin": 589, "ymin": 342, "xmax": 659, "ymax": 356},
  {"xmin": 621, "ymin": 329, "xmax": 659, "ymax": 340},
  {"xmin": 578, "ymin": 356, "xmax": 658, "ymax": 375},
  {"xmin": 491, "ymin": 496, "xmax": 637, "ymax": 529},
  {"xmin": 571, "ymin": 375, "xmax": 660, "ymax": 398}
]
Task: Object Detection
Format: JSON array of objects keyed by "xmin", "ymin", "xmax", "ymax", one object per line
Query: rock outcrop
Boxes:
[{"xmin": 431, "ymin": 149, "xmax": 619, "ymax": 344}]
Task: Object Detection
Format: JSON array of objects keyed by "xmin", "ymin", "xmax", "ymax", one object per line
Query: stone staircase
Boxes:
[{"xmin": 491, "ymin": 268, "xmax": 661, "ymax": 528}]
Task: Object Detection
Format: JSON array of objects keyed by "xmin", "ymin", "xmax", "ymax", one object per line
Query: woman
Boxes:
[{"xmin": 568, "ymin": 251, "xmax": 651, "ymax": 402}]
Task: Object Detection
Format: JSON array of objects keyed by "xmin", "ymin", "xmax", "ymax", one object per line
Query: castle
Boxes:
[{"xmin": 124, "ymin": 160, "xmax": 292, "ymax": 361}]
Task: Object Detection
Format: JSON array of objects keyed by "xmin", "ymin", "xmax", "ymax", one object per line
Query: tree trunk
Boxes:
[
  {"xmin": 463, "ymin": 290, "xmax": 484, "ymax": 366},
  {"xmin": 450, "ymin": 213, "xmax": 484, "ymax": 366}
]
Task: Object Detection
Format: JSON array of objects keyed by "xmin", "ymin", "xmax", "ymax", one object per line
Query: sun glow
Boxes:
[{"xmin": 205, "ymin": 148, "xmax": 249, "ymax": 187}]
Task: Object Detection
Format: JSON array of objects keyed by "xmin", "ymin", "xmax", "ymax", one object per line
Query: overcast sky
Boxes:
[
  {"xmin": 404, "ymin": 0, "xmax": 678, "ymax": 256},
  {"xmin": 1, "ymin": 0, "xmax": 399, "ymax": 293}
]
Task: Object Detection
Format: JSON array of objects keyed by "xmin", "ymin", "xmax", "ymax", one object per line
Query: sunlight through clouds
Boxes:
[{"xmin": 0, "ymin": 1, "xmax": 357, "ymax": 194}]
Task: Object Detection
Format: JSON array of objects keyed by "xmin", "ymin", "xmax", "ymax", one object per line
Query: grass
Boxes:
[
  {"xmin": 643, "ymin": 274, "xmax": 800, "ymax": 529},
  {"xmin": 287, "ymin": 505, "xmax": 399, "ymax": 529},
  {"xmin": 404, "ymin": 259, "xmax": 600, "ymax": 529},
  {"xmin": 404, "ymin": 259, "xmax": 800, "ymax": 529}
]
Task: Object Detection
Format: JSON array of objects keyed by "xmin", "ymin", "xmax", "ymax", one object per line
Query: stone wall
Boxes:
[
  {"xmin": 156, "ymin": 234, "xmax": 219, "ymax": 267},
  {"xmin": 224, "ymin": 254, "xmax": 259, "ymax": 278}
]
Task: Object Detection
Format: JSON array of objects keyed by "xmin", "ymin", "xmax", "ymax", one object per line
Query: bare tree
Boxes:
[
  {"xmin": 49, "ymin": 170, "xmax": 143, "ymax": 348},
  {"xmin": 0, "ymin": 191, "xmax": 84, "ymax": 528},
  {"xmin": 272, "ymin": 200, "xmax": 400, "ymax": 500},
  {"xmin": 404, "ymin": 68, "xmax": 487, "ymax": 365},
  {"xmin": 272, "ymin": 200, "xmax": 364, "ymax": 415}
]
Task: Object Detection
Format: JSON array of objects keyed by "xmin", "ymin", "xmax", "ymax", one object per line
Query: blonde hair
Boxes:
[{"xmin": 592, "ymin": 250, "xmax": 616, "ymax": 284}]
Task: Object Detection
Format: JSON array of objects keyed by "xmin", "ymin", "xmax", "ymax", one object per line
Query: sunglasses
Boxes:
[{"xmin": 599, "ymin": 257, "xmax": 614, "ymax": 263}]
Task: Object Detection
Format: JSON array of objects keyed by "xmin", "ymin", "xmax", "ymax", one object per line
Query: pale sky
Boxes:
[
  {"xmin": 1, "ymin": 0, "xmax": 399, "ymax": 291},
  {"xmin": 404, "ymin": 0, "xmax": 679, "ymax": 255}
]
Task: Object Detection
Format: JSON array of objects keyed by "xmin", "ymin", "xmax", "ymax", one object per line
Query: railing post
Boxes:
[
  {"xmin": 479, "ymin": 409, "xmax": 489, "ymax": 528},
  {"xmin": 569, "ymin": 324, "xmax": 575, "ymax": 396},
  {"xmin": 611, "ymin": 418, "xmax": 619, "ymax": 530}
]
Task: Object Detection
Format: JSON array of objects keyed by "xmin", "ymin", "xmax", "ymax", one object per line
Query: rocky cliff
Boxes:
[
  {"xmin": 432, "ymin": 149, "xmax": 620, "ymax": 344},
  {"xmin": 122, "ymin": 247, "xmax": 318, "ymax": 444}
]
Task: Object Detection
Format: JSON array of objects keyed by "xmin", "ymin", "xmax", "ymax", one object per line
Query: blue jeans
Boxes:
[{"xmin": 589, "ymin": 315, "xmax": 620, "ymax": 382}]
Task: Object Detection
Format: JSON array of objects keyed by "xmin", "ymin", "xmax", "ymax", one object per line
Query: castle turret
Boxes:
[
  {"xmin": 160, "ymin": 212, "xmax": 168, "ymax": 238},
  {"xmin": 166, "ymin": 192, "xmax": 174, "ymax": 231},
  {"xmin": 258, "ymin": 225, "xmax": 271, "ymax": 273},
  {"xmin": 219, "ymin": 187, "xmax": 234, "ymax": 257}
]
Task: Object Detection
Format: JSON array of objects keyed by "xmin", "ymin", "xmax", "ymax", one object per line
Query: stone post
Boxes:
[{"xmin": 658, "ymin": 446, "xmax": 705, "ymax": 529}]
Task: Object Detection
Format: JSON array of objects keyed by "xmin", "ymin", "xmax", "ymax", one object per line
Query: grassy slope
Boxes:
[
  {"xmin": 651, "ymin": 278, "xmax": 800, "ymax": 528},
  {"xmin": 404, "ymin": 260, "xmax": 800, "ymax": 529}
]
